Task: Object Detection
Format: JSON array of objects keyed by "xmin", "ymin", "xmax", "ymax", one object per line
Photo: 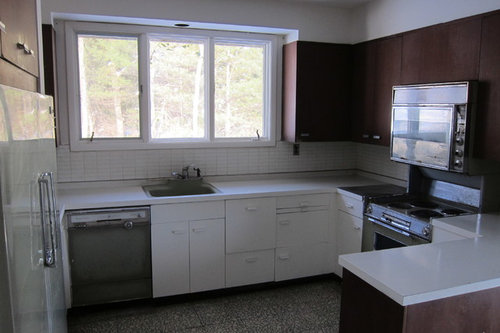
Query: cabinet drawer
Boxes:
[
  {"xmin": 151, "ymin": 201, "xmax": 224, "ymax": 224},
  {"xmin": 225, "ymin": 249, "xmax": 275, "ymax": 287},
  {"xmin": 275, "ymin": 243, "xmax": 330, "ymax": 281},
  {"xmin": 226, "ymin": 197, "xmax": 276, "ymax": 253},
  {"xmin": 276, "ymin": 210, "xmax": 329, "ymax": 247},
  {"xmin": 276, "ymin": 193, "xmax": 330, "ymax": 209},
  {"xmin": 336, "ymin": 194, "xmax": 363, "ymax": 218}
]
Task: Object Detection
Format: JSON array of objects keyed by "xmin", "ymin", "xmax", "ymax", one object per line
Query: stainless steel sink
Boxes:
[{"xmin": 142, "ymin": 179, "xmax": 219, "ymax": 197}]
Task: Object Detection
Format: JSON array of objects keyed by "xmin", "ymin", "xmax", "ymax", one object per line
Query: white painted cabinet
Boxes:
[
  {"xmin": 335, "ymin": 193, "xmax": 364, "ymax": 276},
  {"xmin": 226, "ymin": 197, "xmax": 276, "ymax": 253},
  {"xmin": 275, "ymin": 194, "xmax": 332, "ymax": 281},
  {"xmin": 225, "ymin": 197, "xmax": 276, "ymax": 287},
  {"xmin": 151, "ymin": 201, "xmax": 225, "ymax": 297}
]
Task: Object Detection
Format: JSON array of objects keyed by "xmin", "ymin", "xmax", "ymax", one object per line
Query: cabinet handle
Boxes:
[
  {"xmin": 245, "ymin": 257, "xmax": 258, "ymax": 263},
  {"xmin": 245, "ymin": 207, "xmax": 257, "ymax": 211},
  {"xmin": 299, "ymin": 202, "xmax": 309, "ymax": 207},
  {"xmin": 354, "ymin": 226, "xmax": 361, "ymax": 230},
  {"xmin": 279, "ymin": 220, "xmax": 290, "ymax": 225},
  {"xmin": 171, "ymin": 230, "xmax": 185, "ymax": 235},
  {"xmin": 345, "ymin": 203, "xmax": 354, "ymax": 209},
  {"xmin": 372, "ymin": 135, "xmax": 381, "ymax": 140},
  {"xmin": 362, "ymin": 134, "xmax": 370, "ymax": 139},
  {"xmin": 192, "ymin": 227, "xmax": 206, "ymax": 233},
  {"xmin": 0, "ymin": 21, "xmax": 5, "ymax": 33},
  {"xmin": 278, "ymin": 254, "xmax": 289, "ymax": 260},
  {"xmin": 17, "ymin": 42, "xmax": 34, "ymax": 55}
]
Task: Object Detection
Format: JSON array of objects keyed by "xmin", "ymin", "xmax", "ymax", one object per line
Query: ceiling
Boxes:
[{"xmin": 272, "ymin": 0, "xmax": 374, "ymax": 8}]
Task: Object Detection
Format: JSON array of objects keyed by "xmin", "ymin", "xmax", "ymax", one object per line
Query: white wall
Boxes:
[
  {"xmin": 41, "ymin": 0, "xmax": 354, "ymax": 43},
  {"xmin": 351, "ymin": 0, "xmax": 500, "ymax": 43}
]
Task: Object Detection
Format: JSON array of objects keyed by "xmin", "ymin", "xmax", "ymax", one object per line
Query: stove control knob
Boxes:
[
  {"xmin": 422, "ymin": 226, "xmax": 432, "ymax": 238},
  {"xmin": 454, "ymin": 160, "xmax": 463, "ymax": 168},
  {"xmin": 365, "ymin": 204, "xmax": 373, "ymax": 214},
  {"xmin": 456, "ymin": 137, "xmax": 464, "ymax": 146},
  {"xmin": 455, "ymin": 149, "xmax": 464, "ymax": 157}
]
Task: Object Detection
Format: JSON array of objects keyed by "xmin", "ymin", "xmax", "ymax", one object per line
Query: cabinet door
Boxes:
[
  {"xmin": 151, "ymin": 222, "xmax": 189, "ymax": 297},
  {"xmin": 0, "ymin": 0, "xmax": 39, "ymax": 77},
  {"xmin": 336, "ymin": 210, "xmax": 362, "ymax": 276},
  {"xmin": 476, "ymin": 12, "xmax": 500, "ymax": 162},
  {"xmin": 226, "ymin": 197, "xmax": 276, "ymax": 253},
  {"xmin": 189, "ymin": 219, "xmax": 225, "ymax": 293},
  {"xmin": 275, "ymin": 243, "xmax": 330, "ymax": 281},
  {"xmin": 283, "ymin": 41, "xmax": 352, "ymax": 142},
  {"xmin": 276, "ymin": 210, "xmax": 329, "ymax": 247},
  {"xmin": 401, "ymin": 17, "xmax": 481, "ymax": 84}
]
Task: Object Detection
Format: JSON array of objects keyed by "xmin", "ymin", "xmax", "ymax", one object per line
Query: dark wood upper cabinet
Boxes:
[
  {"xmin": 0, "ymin": 0, "xmax": 39, "ymax": 77},
  {"xmin": 476, "ymin": 12, "xmax": 500, "ymax": 162},
  {"xmin": 0, "ymin": 0, "xmax": 39, "ymax": 91},
  {"xmin": 401, "ymin": 17, "xmax": 481, "ymax": 84},
  {"xmin": 352, "ymin": 36, "xmax": 402, "ymax": 146},
  {"xmin": 282, "ymin": 41, "xmax": 352, "ymax": 142}
]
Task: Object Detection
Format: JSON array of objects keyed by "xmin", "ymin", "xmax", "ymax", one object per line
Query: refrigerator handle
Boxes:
[{"xmin": 38, "ymin": 172, "xmax": 56, "ymax": 267}]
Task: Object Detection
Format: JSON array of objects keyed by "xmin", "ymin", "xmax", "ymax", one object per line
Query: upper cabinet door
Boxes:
[
  {"xmin": 476, "ymin": 12, "xmax": 500, "ymax": 162},
  {"xmin": 282, "ymin": 41, "xmax": 352, "ymax": 142},
  {"xmin": 401, "ymin": 17, "xmax": 481, "ymax": 84},
  {"xmin": 0, "ymin": 0, "xmax": 39, "ymax": 77}
]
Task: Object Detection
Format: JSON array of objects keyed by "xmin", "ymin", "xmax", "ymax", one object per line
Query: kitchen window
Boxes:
[{"xmin": 65, "ymin": 21, "xmax": 279, "ymax": 150}]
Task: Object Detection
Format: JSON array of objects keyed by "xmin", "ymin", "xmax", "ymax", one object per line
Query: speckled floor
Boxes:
[{"xmin": 67, "ymin": 276, "xmax": 342, "ymax": 333}]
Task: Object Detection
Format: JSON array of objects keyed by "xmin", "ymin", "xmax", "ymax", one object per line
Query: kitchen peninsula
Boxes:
[{"xmin": 339, "ymin": 213, "xmax": 500, "ymax": 332}]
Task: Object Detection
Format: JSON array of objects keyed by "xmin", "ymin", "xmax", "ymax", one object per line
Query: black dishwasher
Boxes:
[{"xmin": 67, "ymin": 207, "xmax": 151, "ymax": 307}]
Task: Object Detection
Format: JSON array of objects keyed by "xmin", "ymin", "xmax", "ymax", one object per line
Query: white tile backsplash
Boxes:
[{"xmin": 56, "ymin": 141, "xmax": 408, "ymax": 183}]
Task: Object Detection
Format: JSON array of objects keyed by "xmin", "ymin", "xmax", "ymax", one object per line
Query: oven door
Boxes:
[
  {"xmin": 362, "ymin": 216, "xmax": 428, "ymax": 252},
  {"xmin": 391, "ymin": 105, "xmax": 455, "ymax": 170}
]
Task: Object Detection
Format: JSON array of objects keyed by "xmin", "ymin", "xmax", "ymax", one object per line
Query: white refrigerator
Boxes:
[{"xmin": 0, "ymin": 84, "xmax": 66, "ymax": 333}]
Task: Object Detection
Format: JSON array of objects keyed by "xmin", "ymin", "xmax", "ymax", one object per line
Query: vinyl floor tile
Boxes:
[{"xmin": 67, "ymin": 276, "xmax": 341, "ymax": 333}]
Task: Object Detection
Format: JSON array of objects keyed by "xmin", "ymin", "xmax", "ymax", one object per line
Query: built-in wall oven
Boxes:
[{"xmin": 391, "ymin": 81, "xmax": 477, "ymax": 173}]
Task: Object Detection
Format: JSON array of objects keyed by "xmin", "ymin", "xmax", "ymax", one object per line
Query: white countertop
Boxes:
[
  {"xmin": 340, "ymin": 213, "xmax": 500, "ymax": 306},
  {"xmin": 58, "ymin": 174, "xmax": 387, "ymax": 211}
]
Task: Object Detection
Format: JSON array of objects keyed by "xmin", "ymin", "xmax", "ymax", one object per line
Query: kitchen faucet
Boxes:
[{"xmin": 172, "ymin": 165, "xmax": 201, "ymax": 179}]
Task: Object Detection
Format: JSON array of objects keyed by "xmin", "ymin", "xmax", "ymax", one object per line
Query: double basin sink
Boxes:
[{"xmin": 142, "ymin": 179, "xmax": 219, "ymax": 197}]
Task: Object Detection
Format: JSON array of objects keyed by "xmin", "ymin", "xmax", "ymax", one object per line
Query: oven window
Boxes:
[
  {"xmin": 391, "ymin": 106, "xmax": 454, "ymax": 169},
  {"xmin": 374, "ymin": 232, "xmax": 406, "ymax": 250}
]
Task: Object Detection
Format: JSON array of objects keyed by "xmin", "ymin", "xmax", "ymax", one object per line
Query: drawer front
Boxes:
[
  {"xmin": 275, "ymin": 243, "xmax": 330, "ymax": 281},
  {"xmin": 225, "ymin": 249, "xmax": 275, "ymax": 288},
  {"xmin": 276, "ymin": 210, "xmax": 329, "ymax": 247},
  {"xmin": 336, "ymin": 194, "xmax": 363, "ymax": 218},
  {"xmin": 226, "ymin": 197, "xmax": 276, "ymax": 253},
  {"xmin": 151, "ymin": 201, "xmax": 225, "ymax": 224},
  {"xmin": 276, "ymin": 193, "xmax": 330, "ymax": 209}
]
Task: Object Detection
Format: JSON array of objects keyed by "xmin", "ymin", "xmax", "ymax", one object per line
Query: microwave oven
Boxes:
[{"xmin": 390, "ymin": 81, "xmax": 477, "ymax": 173}]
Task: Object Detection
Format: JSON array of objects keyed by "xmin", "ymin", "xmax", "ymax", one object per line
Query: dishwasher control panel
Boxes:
[{"xmin": 67, "ymin": 207, "xmax": 150, "ymax": 228}]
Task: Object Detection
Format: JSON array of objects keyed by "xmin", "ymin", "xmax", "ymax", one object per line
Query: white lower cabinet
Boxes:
[
  {"xmin": 225, "ymin": 249, "xmax": 275, "ymax": 287},
  {"xmin": 337, "ymin": 210, "xmax": 362, "ymax": 255},
  {"xmin": 190, "ymin": 219, "xmax": 225, "ymax": 293},
  {"xmin": 275, "ymin": 243, "xmax": 329, "ymax": 281},
  {"xmin": 151, "ymin": 202, "xmax": 225, "ymax": 297}
]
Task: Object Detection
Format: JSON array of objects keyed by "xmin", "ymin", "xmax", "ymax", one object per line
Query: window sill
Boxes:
[{"xmin": 69, "ymin": 139, "xmax": 277, "ymax": 151}]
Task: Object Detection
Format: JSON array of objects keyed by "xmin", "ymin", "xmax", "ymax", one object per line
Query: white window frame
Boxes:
[{"xmin": 65, "ymin": 21, "xmax": 279, "ymax": 151}]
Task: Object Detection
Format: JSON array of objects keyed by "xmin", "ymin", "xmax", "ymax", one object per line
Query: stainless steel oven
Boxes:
[
  {"xmin": 391, "ymin": 81, "xmax": 477, "ymax": 173},
  {"xmin": 362, "ymin": 216, "xmax": 429, "ymax": 251}
]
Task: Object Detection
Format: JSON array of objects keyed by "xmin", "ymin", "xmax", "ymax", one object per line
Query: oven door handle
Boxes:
[{"xmin": 367, "ymin": 217, "xmax": 411, "ymax": 237}]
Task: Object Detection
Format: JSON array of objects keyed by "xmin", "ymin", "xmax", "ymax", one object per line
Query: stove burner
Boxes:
[
  {"xmin": 441, "ymin": 208, "xmax": 466, "ymax": 216},
  {"xmin": 387, "ymin": 202, "xmax": 413, "ymax": 210},
  {"xmin": 410, "ymin": 209, "xmax": 444, "ymax": 220},
  {"xmin": 409, "ymin": 200, "xmax": 439, "ymax": 209}
]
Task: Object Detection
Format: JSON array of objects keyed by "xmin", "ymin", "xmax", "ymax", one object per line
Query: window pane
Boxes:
[
  {"xmin": 78, "ymin": 35, "xmax": 140, "ymax": 139},
  {"xmin": 214, "ymin": 42, "xmax": 265, "ymax": 138},
  {"xmin": 150, "ymin": 38, "xmax": 205, "ymax": 139}
]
